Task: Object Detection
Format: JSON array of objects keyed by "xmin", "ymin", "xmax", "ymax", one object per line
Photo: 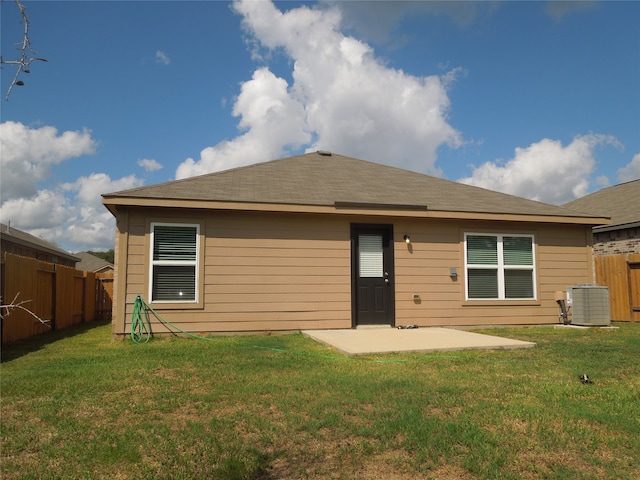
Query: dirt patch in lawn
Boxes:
[{"xmin": 267, "ymin": 447, "xmax": 419, "ymax": 480}]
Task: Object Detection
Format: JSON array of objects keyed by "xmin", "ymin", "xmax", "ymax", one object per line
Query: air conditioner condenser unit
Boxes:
[{"xmin": 566, "ymin": 284, "xmax": 611, "ymax": 327}]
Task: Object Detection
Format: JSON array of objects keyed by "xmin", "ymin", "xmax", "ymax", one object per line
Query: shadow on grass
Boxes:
[{"xmin": 1, "ymin": 319, "xmax": 111, "ymax": 363}]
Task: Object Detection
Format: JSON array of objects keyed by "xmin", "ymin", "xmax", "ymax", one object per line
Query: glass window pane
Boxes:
[
  {"xmin": 503, "ymin": 237, "xmax": 533, "ymax": 265},
  {"xmin": 153, "ymin": 226, "xmax": 197, "ymax": 261},
  {"xmin": 467, "ymin": 235, "xmax": 498, "ymax": 265},
  {"xmin": 468, "ymin": 269, "xmax": 498, "ymax": 298},
  {"xmin": 504, "ymin": 270, "xmax": 534, "ymax": 298},
  {"xmin": 359, "ymin": 234, "xmax": 383, "ymax": 278},
  {"xmin": 152, "ymin": 265, "xmax": 196, "ymax": 301}
]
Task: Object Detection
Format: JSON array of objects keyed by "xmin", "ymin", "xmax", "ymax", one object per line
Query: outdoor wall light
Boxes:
[
  {"xmin": 449, "ymin": 267, "xmax": 458, "ymax": 278},
  {"xmin": 403, "ymin": 234, "xmax": 411, "ymax": 244}
]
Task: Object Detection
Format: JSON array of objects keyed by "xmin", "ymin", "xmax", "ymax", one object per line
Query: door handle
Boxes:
[{"xmin": 384, "ymin": 277, "xmax": 390, "ymax": 285}]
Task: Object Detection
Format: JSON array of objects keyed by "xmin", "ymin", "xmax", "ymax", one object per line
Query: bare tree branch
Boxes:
[
  {"xmin": 0, "ymin": 0, "xmax": 48, "ymax": 100},
  {"xmin": 0, "ymin": 292, "xmax": 52, "ymax": 328}
]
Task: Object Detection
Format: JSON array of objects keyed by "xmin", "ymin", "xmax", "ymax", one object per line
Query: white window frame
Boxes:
[
  {"xmin": 149, "ymin": 222, "xmax": 200, "ymax": 303},
  {"xmin": 464, "ymin": 233, "xmax": 536, "ymax": 301}
]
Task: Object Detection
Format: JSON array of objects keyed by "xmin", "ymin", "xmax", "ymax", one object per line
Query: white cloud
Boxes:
[
  {"xmin": 544, "ymin": 1, "xmax": 597, "ymax": 22},
  {"xmin": 0, "ymin": 169, "xmax": 142, "ymax": 254},
  {"xmin": 155, "ymin": 50, "xmax": 171, "ymax": 65},
  {"xmin": 176, "ymin": 0, "xmax": 461, "ymax": 179},
  {"xmin": 0, "ymin": 121, "xmax": 97, "ymax": 202},
  {"xmin": 0, "ymin": 190, "xmax": 71, "ymax": 229},
  {"xmin": 332, "ymin": 1, "xmax": 497, "ymax": 44},
  {"xmin": 137, "ymin": 158, "xmax": 163, "ymax": 172},
  {"xmin": 459, "ymin": 134, "xmax": 621, "ymax": 204},
  {"xmin": 0, "ymin": 120, "xmax": 145, "ymax": 251},
  {"xmin": 617, "ymin": 153, "xmax": 640, "ymax": 183},
  {"xmin": 177, "ymin": 67, "xmax": 310, "ymax": 178},
  {"xmin": 57, "ymin": 173, "xmax": 143, "ymax": 250},
  {"xmin": 63, "ymin": 173, "xmax": 142, "ymax": 209},
  {"xmin": 595, "ymin": 175, "xmax": 610, "ymax": 188}
]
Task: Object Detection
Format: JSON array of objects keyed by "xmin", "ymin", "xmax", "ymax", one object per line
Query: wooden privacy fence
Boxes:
[
  {"xmin": 1, "ymin": 253, "xmax": 114, "ymax": 343},
  {"xmin": 96, "ymin": 271, "xmax": 113, "ymax": 321},
  {"xmin": 595, "ymin": 253, "xmax": 640, "ymax": 321}
]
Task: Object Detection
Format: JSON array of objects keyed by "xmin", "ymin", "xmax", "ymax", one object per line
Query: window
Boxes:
[
  {"xmin": 150, "ymin": 223, "xmax": 199, "ymax": 302},
  {"xmin": 465, "ymin": 233, "xmax": 535, "ymax": 300},
  {"xmin": 359, "ymin": 234, "xmax": 383, "ymax": 278}
]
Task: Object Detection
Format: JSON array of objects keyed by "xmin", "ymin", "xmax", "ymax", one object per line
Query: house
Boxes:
[
  {"xmin": 102, "ymin": 151, "xmax": 609, "ymax": 337},
  {"xmin": 565, "ymin": 179, "xmax": 640, "ymax": 321},
  {"xmin": 74, "ymin": 252, "xmax": 114, "ymax": 274},
  {"xmin": 0, "ymin": 222, "xmax": 79, "ymax": 268},
  {"xmin": 564, "ymin": 179, "xmax": 640, "ymax": 256}
]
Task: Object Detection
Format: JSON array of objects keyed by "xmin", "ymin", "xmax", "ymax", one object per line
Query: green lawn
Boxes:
[{"xmin": 1, "ymin": 321, "xmax": 639, "ymax": 479}]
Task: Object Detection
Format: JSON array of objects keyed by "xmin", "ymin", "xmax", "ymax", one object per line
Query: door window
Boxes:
[{"xmin": 358, "ymin": 234, "xmax": 383, "ymax": 277}]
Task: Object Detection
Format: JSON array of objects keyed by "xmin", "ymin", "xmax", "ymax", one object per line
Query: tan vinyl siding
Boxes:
[
  {"xmin": 112, "ymin": 208, "xmax": 129, "ymax": 336},
  {"xmin": 394, "ymin": 220, "xmax": 593, "ymax": 326},
  {"xmin": 201, "ymin": 212, "xmax": 350, "ymax": 331},
  {"xmin": 395, "ymin": 219, "xmax": 462, "ymax": 326},
  {"xmin": 125, "ymin": 220, "xmax": 146, "ymax": 295},
  {"xmin": 112, "ymin": 207, "xmax": 595, "ymax": 336},
  {"xmin": 117, "ymin": 209, "xmax": 351, "ymax": 334}
]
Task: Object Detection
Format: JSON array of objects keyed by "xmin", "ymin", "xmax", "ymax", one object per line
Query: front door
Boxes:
[{"xmin": 351, "ymin": 225, "xmax": 395, "ymax": 327}]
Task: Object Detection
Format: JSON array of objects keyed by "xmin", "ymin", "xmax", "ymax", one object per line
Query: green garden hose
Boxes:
[
  {"xmin": 130, "ymin": 295, "xmax": 214, "ymax": 343},
  {"xmin": 130, "ymin": 296, "xmax": 152, "ymax": 344}
]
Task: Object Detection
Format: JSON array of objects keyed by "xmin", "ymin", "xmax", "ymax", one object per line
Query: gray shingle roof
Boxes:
[
  {"xmin": 103, "ymin": 152, "xmax": 605, "ymax": 220},
  {"xmin": 74, "ymin": 252, "xmax": 114, "ymax": 273},
  {"xmin": 0, "ymin": 223, "xmax": 80, "ymax": 263},
  {"xmin": 564, "ymin": 179, "xmax": 640, "ymax": 228}
]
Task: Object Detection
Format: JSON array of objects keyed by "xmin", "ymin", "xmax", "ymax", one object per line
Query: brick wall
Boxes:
[{"xmin": 594, "ymin": 227, "xmax": 640, "ymax": 256}]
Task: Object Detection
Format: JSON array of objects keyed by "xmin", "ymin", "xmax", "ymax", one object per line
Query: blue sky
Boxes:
[{"xmin": 1, "ymin": 0, "xmax": 639, "ymax": 252}]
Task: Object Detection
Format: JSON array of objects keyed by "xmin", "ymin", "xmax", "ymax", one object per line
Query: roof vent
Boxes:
[{"xmin": 317, "ymin": 150, "xmax": 332, "ymax": 156}]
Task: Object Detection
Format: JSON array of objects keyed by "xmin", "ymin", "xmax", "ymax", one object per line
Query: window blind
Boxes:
[
  {"xmin": 503, "ymin": 236, "xmax": 533, "ymax": 265},
  {"xmin": 151, "ymin": 224, "xmax": 198, "ymax": 302},
  {"xmin": 467, "ymin": 235, "xmax": 498, "ymax": 264},
  {"xmin": 465, "ymin": 233, "xmax": 535, "ymax": 300},
  {"xmin": 504, "ymin": 270, "xmax": 534, "ymax": 298},
  {"xmin": 359, "ymin": 234, "xmax": 383, "ymax": 278},
  {"xmin": 152, "ymin": 265, "xmax": 196, "ymax": 301},
  {"xmin": 468, "ymin": 268, "xmax": 499, "ymax": 298},
  {"xmin": 153, "ymin": 226, "xmax": 197, "ymax": 261}
]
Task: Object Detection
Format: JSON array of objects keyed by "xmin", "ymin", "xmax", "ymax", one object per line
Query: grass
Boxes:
[{"xmin": 1, "ymin": 321, "xmax": 639, "ymax": 479}]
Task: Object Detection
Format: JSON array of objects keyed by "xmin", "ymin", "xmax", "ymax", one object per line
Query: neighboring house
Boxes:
[
  {"xmin": 564, "ymin": 179, "xmax": 640, "ymax": 321},
  {"xmin": 0, "ymin": 223, "xmax": 79, "ymax": 268},
  {"xmin": 564, "ymin": 179, "xmax": 640, "ymax": 256},
  {"xmin": 74, "ymin": 252, "xmax": 114, "ymax": 273},
  {"xmin": 102, "ymin": 151, "xmax": 609, "ymax": 337}
]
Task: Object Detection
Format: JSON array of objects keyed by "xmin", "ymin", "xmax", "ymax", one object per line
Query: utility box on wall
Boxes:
[{"xmin": 566, "ymin": 284, "xmax": 611, "ymax": 326}]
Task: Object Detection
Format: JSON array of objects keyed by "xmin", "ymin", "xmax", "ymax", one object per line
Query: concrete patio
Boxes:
[{"xmin": 302, "ymin": 326, "xmax": 536, "ymax": 356}]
